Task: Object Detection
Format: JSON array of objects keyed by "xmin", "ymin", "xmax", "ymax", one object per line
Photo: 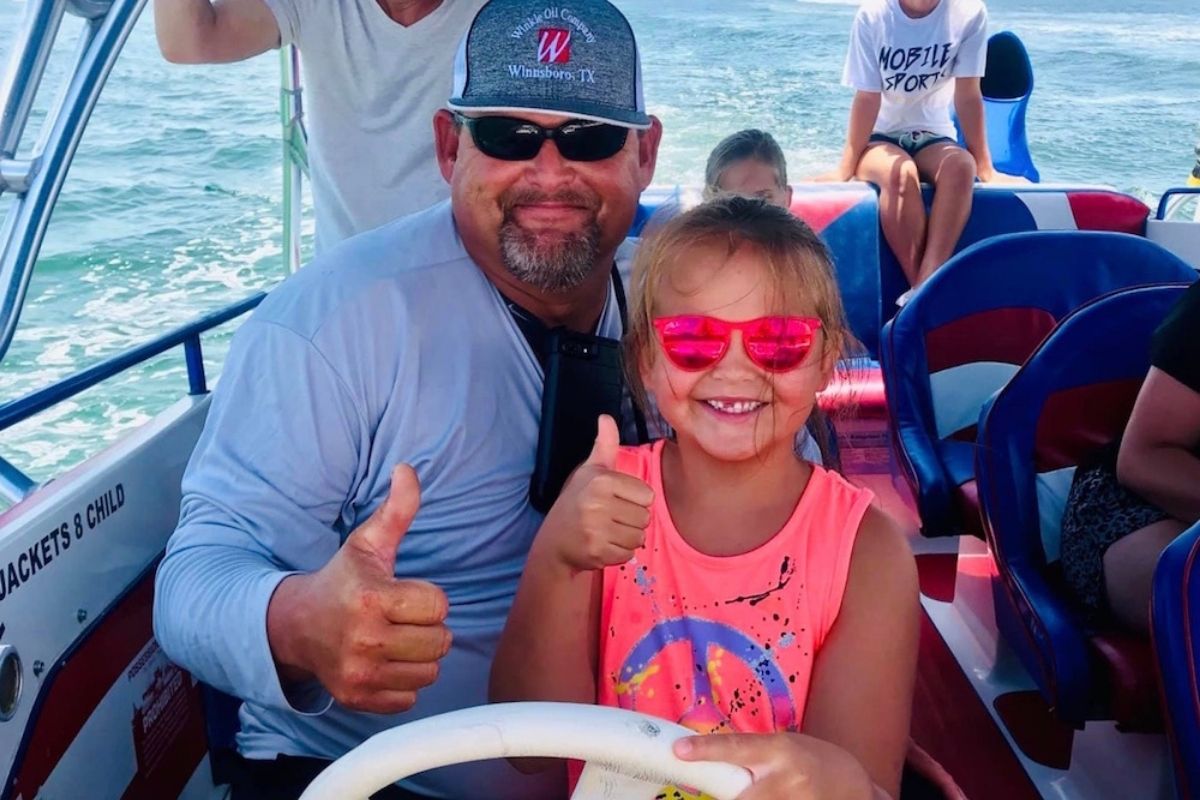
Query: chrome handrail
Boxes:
[
  {"xmin": 1157, "ymin": 187, "xmax": 1200, "ymax": 222},
  {"xmin": 0, "ymin": 0, "xmax": 145, "ymax": 366},
  {"xmin": 280, "ymin": 44, "xmax": 308, "ymax": 274}
]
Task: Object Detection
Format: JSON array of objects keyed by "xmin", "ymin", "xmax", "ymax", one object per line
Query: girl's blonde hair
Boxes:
[{"xmin": 625, "ymin": 194, "xmax": 859, "ymax": 465}]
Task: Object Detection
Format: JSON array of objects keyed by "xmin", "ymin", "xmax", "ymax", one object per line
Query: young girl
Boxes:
[
  {"xmin": 830, "ymin": 0, "xmax": 995, "ymax": 304},
  {"xmin": 492, "ymin": 196, "xmax": 919, "ymax": 799}
]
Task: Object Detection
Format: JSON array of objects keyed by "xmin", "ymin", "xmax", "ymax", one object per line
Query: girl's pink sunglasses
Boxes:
[{"xmin": 652, "ymin": 315, "xmax": 823, "ymax": 373}]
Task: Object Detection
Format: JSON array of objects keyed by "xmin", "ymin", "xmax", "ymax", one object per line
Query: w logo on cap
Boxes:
[{"xmin": 537, "ymin": 28, "xmax": 571, "ymax": 64}]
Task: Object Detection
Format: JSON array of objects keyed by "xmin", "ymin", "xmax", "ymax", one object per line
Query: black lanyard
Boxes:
[{"xmin": 505, "ymin": 265, "xmax": 649, "ymax": 444}]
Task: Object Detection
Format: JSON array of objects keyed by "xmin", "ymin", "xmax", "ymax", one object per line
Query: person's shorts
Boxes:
[
  {"xmin": 868, "ymin": 130, "xmax": 956, "ymax": 156},
  {"xmin": 1059, "ymin": 446, "xmax": 1171, "ymax": 622}
]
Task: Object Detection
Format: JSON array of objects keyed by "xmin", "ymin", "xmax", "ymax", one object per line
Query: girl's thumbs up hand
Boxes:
[{"xmin": 537, "ymin": 415, "xmax": 654, "ymax": 573}]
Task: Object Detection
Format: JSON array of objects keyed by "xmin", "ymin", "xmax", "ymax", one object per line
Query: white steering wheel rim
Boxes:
[{"xmin": 296, "ymin": 701, "xmax": 751, "ymax": 800}]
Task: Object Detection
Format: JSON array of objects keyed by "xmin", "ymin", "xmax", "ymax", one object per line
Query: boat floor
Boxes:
[
  {"xmin": 867, "ymin": 466, "xmax": 1041, "ymax": 799},
  {"xmin": 912, "ymin": 564, "xmax": 1041, "ymax": 800},
  {"xmin": 851, "ymin": 462, "xmax": 1174, "ymax": 800}
]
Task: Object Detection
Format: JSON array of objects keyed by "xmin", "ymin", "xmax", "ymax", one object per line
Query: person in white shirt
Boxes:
[
  {"xmin": 827, "ymin": 0, "xmax": 995, "ymax": 304},
  {"xmin": 153, "ymin": 0, "xmax": 486, "ymax": 251}
]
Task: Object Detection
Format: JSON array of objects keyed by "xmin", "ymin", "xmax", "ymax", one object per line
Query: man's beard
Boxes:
[{"xmin": 499, "ymin": 189, "xmax": 602, "ymax": 294}]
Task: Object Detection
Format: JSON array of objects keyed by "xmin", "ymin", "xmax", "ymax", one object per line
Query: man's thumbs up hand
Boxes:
[
  {"xmin": 267, "ymin": 465, "xmax": 452, "ymax": 714},
  {"xmin": 347, "ymin": 464, "xmax": 421, "ymax": 571}
]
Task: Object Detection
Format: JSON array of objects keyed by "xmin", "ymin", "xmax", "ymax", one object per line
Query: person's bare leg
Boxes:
[
  {"xmin": 857, "ymin": 143, "xmax": 925, "ymax": 287},
  {"xmin": 913, "ymin": 143, "xmax": 977, "ymax": 285},
  {"xmin": 1102, "ymin": 518, "xmax": 1188, "ymax": 635}
]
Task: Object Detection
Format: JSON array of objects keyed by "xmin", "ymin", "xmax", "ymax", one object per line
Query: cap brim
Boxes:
[{"xmin": 447, "ymin": 97, "xmax": 651, "ymax": 130}]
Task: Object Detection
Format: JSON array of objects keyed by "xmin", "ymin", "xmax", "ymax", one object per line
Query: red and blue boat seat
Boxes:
[
  {"xmin": 882, "ymin": 233, "xmax": 1194, "ymax": 538},
  {"xmin": 878, "ymin": 187, "xmax": 1151, "ymax": 314},
  {"xmin": 977, "ymin": 283, "xmax": 1192, "ymax": 724},
  {"xmin": 1152, "ymin": 520, "xmax": 1200, "ymax": 799}
]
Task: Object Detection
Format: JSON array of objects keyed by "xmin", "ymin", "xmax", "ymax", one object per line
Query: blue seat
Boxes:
[
  {"xmin": 1152, "ymin": 520, "xmax": 1200, "ymax": 799},
  {"xmin": 976, "ymin": 283, "xmax": 1192, "ymax": 724},
  {"xmin": 953, "ymin": 31, "xmax": 1039, "ymax": 182},
  {"xmin": 788, "ymin": 185, "xmax": 882, "ymax": 356},
  {"xmin": 882, "ymin": 232, "xmax": 1195, "ymax": 538}
]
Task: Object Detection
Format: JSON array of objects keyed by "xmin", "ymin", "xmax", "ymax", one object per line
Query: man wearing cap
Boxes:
[
  {"xmin": 154, "ymin": 0, "xmax": 659, "ymax": 797},
  {"xmin": 153, "ymin": 0, "xmax": 487, "ymax": 251}
]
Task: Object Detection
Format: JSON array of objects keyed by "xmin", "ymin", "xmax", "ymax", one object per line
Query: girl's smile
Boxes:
[{"xmin": 700, "ymin": 397, "xmax": 769, "ymax": 418}]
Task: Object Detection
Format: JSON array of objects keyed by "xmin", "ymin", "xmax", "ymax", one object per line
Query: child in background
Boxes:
[
  {"xmin": 704, "ymin": 129, "xmax": 794, "ymax": 210},
  {"xmin": 705, "ymin": 129, "xmax": 839, "ymax": 469},
  {"xmin": 830, "ymin": 0, "xmax": 995, "ymax": 305},
  {"xmin": 491, "ymin": 195, "xmax": 919, "ymax": 799}
]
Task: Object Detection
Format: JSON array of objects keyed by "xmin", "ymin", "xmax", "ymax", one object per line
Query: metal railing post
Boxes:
[
  {"xmin": 0, "ymin": 0, "xmax": 148, "ymax": 366},
  {"xmin": 280, "ymin": 45, "xmax": 308, "ymax": 275}
]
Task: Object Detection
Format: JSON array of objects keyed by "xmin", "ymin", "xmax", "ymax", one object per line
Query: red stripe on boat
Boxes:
[
  {"xmin": 10, "ymin": 573, "xmax": 207, "ymax": 800},
  {"xmin": 789, "ymin": 193, "xmax": 863, "ymax": 233},
  {"xmin": 912, "ymin": 611, "xmax": 1044, "ymax": 800},
  {"xmin": 819, "ymin": 363, "xmax": 886, "ymax": 415},
  {"xmin": 916, "ymin": 553, "xmax": 958, "ymax": 602},
  {"xmin": 925, "ymin": 307, "xmax": 1057, "ymax": 373},
  {"xmin": 1033, "ymin": 379, "xmax": 1142, "ymax": 472},
  {"xmin": 1066, "ymin": 192, "xmax": 1149, "ymax": 235}
]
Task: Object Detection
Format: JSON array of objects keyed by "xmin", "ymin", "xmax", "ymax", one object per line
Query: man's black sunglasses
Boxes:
[{"xmin": 453, "ymin": 113, "xmax": 629, "ymax": 162}]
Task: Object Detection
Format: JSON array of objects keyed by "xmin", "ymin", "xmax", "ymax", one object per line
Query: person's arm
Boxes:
[
  {"xmin": 825, "ymin": 9, "xmax": 884, "ymax": 181},
  {"xmin": 153, "ymin": 0, "xmax": 281, "ymax": 64},
  {"xmin": 1116, "ymin": 367, "xmax": 1200, "ymax": 523},
  {"xmin": 951, "ymin": 6, "xmax": 993, "ymax": 181},
  {"xmin": 491, "ymin": 417, "xmax": 652, "ymax": 708},
  {"xmin": 831, "ymin": 91, "xmax": 882, "ymax": 181},
  {"xmin": 491, "ymin": 543, "xmax": 602, "ymax": 705},
  {"xmin": 801, "ymin": 506, "xmax": 919, "ymax": 799},
  {"xmin": 954, "ymin": 78, "xmax": 995, "ymax": 182},
  {"xmin": 491, "ymin": 417, "xmax": 652, "ymax": 775},
  {"xmin": 154, "ymin": 317, "xmax": 450, "ymax": 715}
]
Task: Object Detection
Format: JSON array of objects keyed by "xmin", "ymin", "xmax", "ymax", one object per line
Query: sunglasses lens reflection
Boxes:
[
  {"xmin": 465, "ymin": 116, "xmax": 628, "ymax": 162},
  {"xmin": 655, "ymin": 316, "xmax": 817, "ymax": 373}
]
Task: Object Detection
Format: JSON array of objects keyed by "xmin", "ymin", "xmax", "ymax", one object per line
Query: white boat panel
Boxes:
[
  {"xmin": 1146, "ymin": 218, "xmax": 1200, "ymax": 270},
  {"xmin": 1015, "ymin": 192, "xmax": 1078, "ymax": 231},
  {"xmin": 0, "ymin": 394, "xmax": 213, "ymax": 798}
]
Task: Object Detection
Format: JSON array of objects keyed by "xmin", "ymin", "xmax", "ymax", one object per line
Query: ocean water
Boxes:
[{"xmin": 0, "ymin": 0, "xmax": 1198, "ymax": 491}]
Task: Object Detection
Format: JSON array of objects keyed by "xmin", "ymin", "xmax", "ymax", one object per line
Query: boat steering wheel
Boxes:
[{"xmin": 296, "ymin": 701, "xmax": 752, "ymax": 800}]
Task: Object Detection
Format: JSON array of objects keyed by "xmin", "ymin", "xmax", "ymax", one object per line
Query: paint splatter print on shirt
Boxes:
[{"xmin": 594, "ymin": 441, "xmax": 874, "ymax": 798}]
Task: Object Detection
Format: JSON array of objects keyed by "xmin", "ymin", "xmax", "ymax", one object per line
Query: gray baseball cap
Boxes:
[{"xmin": 448, "ymin": 0, "xmax": 651, "ymax": 129}]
